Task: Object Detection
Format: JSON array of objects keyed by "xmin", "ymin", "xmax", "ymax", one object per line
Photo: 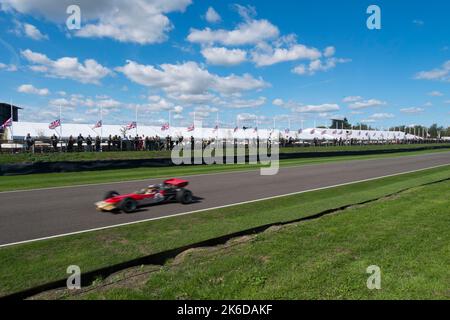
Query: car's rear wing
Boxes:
[{"xmin": 164, "ymin": 178, "xmax": 189, "ymax": 188}]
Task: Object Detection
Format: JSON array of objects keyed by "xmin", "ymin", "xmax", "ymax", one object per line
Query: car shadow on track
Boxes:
[{"xmin": 110, "ymin": 196, "xmax": 204, "ymax": 215}]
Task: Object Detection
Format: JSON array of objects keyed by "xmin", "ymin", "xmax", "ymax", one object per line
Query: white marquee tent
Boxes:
[{"xmin": 5, "ymin": 121, "xmax": 421, "ymax": 142}]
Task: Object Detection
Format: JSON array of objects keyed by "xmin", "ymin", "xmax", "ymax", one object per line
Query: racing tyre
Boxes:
[
  {"xmin": 121, "ymin": 198, "xmax": 137, "ymax": 213},
  {"xmin": 176, "ymin": 189, "xmax": 193, "ymax": 204},
  {"xmin": 104, "ymin": 191, "xmax": 119, "ymax": 200}
]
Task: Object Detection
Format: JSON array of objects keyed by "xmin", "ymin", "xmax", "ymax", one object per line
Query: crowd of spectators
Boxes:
[{"xmin": 5, "ymin": 132, "xmax": 447, "ymax": 153}]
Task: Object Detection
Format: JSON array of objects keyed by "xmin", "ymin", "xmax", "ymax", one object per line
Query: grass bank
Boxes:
[
  {"xmin": 0, "ymin": 164, "xmax": 449, "ymax": 297},
  {"xmin": 0, "ymin": 143, "xmax": 448, "ymax": 164},
  {"xmin": 77, "ymin": 178, "xmax": 450, "ymax": 300}
]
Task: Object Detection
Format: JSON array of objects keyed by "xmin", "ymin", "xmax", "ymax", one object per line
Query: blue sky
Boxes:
[{"xmin": 0, "ymin": 0, "xmax": 449, "ymax": 129}]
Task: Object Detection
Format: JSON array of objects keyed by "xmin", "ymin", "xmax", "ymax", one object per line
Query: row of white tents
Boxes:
[{"xmin": 5, "ymin": 121, "xmax": 428, "ymax": 142}]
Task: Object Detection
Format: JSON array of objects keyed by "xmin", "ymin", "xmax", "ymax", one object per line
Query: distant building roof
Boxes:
[{"xmin": 0, "ymin": 103, "xmax": 22, "ymax": 109}]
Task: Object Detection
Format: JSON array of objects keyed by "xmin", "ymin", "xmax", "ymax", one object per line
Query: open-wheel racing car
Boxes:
[{"xmin": 95, "ymin": 178, "xmax": 193, "ymax": 213}]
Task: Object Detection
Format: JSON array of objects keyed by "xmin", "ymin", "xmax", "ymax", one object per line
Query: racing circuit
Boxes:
[{"xmin": 0, "ymin": 151, "xmax": 449, "ymax": 247}]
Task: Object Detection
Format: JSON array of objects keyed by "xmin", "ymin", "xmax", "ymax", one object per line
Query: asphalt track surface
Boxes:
[{"xmin": 0, "ymin": 152, "xmax": 449, "ymax": 246}]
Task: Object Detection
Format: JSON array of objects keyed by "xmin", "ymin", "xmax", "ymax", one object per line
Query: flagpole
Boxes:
[
  {"xmin": 59, "ymin": 104, "xmax": 63, "ymax": 151},
  {"xmin": 169, "ymin": 110, "xmax": 171, "ymax": 131},
  {"xmin": 135, "ymin": 104, "xmax": 138, "ymax": 136},
  {"xmin": 100, "ymin": 105, "xmax": 103, "ymax": 152},
  {"xmin": 216, "ymin": 111, "xmax": 219, "ymax": 140},
  {"xmin": 10, "ymin": 99, "xmax": 15, "ymax": 152}
]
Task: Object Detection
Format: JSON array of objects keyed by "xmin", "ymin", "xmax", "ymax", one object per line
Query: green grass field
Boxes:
[
  {"xmin": 1, "ymin": 165, "xmax": 449, "ymax": 298},
  {"xmin": 0, "ymin": 143, "xmax": 448, "ymax": 164},
  {"xmin": 78, "ymin": 178, "xmax": 450, "ymax": 300},
  {"xmin": 1, "ymin": 147, "xmax": 449, "ymax": 192}
]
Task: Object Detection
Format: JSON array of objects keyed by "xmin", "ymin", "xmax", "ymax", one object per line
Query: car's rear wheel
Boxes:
[
  {"xmin": 176, "ymin": 189, "xmax": 193, "ymax": 204},
  {"xmin": 104, "ymin": 191, "xmax": 119, "ymax": 200},
  {"xmin": 121, "ymin": 198, "xmax": 137, "ymax": 213}
]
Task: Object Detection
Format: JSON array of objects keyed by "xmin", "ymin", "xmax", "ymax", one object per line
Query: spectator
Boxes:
[
  {"xmin": 67, "ymin": 135, "xmax": 74, "ymax": 152},
  {"xmin": 86, "ymin": 135, "xmax": 93, "ymax": 151},
  {"xmin": 95, "ymin": 136, "xmax": 101, "ymax": 152},
  {"xmin": 77, "ymin": 134, "xmax": 84, "ymax": 152},
  {"xmin": 25, "ymin": 133, "xmax": 34, "ymax": 152},
  {"xmin": 139, "ymin": 135, "xmax": 144, "ymax": 151},
  {"xmin": 134, "ymin": 135, "xmax": 139, "ymax": 151},
  {"xmin": 145, "ymin": 136, "xmax": 150, "ymax": 151},
  {"xmin": 51, "ymin": 134, "xmax": 58, "ymax": 151}
]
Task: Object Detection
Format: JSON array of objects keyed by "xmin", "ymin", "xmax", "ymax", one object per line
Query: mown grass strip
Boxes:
[{"xmin": 1, "ymin": 143, "xmax": 448, "ymax": 164}]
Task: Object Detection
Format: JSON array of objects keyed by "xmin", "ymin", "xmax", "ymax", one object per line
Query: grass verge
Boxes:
[
  {"xmin": 1, "ymin": 148, "xmax": 449, "ymax": 192},
  {"xmin": 1, "ymin": 143, "xmax": 448, "ymax": 165},
  {"xmin": 0, "ymin": 165, "xmax": 449, "ymax": 297},
  {"xmin": 75, "ymin": 178, "xmax": 450, "ymax": 300}
]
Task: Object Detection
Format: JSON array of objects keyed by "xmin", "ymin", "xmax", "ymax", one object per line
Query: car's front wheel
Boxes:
[
  {"xmin": 176, "ymin": 189, "xmax": 193, "ymax": 204},
  {"xmin": 120, "ymin": 198, "xmax": 137, "ymax": 213}
]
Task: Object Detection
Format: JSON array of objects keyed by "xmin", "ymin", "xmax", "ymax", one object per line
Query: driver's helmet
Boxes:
[{"xmin": 146, "ymin": 184, "xmax": 158, "ymax": 193}]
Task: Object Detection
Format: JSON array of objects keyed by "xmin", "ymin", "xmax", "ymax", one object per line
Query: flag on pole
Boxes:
[
  {"xmin": 161, "ymin": 123, "xmax": 170, "ymax": 131},
  {"xmin": 1, "ymin": 117, "xmax": 12, "ymax": 129},
  {"xmin": 125, "ymin": 121, "xmax": 137, "ymax": 130},
  {"xmin": 49, "ymin": 119, "xmax": 61, "ymax": 129},
  {"xmin": 187, "ymin": 123, "xmax": 195, "ymax": 132},
  {"xmin": 93, "ymin": 120, "xmax": 102, "ymax": 129}
]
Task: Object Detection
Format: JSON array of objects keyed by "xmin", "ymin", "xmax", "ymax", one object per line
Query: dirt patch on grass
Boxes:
[
  {"xmin": 30, "ymin": 264, "xmax": 161, "ymax": 300},
  {"xmin": 263, "ymin": 225, "xmax": 285, "ymax": 233},
  {"xmin": 172, "ymin": 234, "xmax": 257, "ymax": 265}
]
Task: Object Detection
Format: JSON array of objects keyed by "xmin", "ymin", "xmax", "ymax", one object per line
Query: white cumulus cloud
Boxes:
[
  {"xmin": 2, "ymin": 0, "xmax": 192, "ymax": 44},
  {"xmin": 187, "ymin": 19, "xmax": 279, "ymax": 46},
  {"xmin": 205, "ymin": 7, "xmax": 221, "ymax": 23},
  {"xmin": 201, "ymin": 47, "xmax": 247, "ymax": 66},
  {"xmin": 428, "ymin": 91, "xmax": 443, "ymax": 97},
  {"xmin": 292, "ymin": 103, "xmax": 340, "ymax": 113},
  {"xmin": 17, "ymin": 84, "xmax": 49, "ymax": 95},
  {"xmin": 116, "ymin": 60, "xmax": 268, "ymax": 97},
  {"xmin": 348, "ymin": 98, "xmax": 387, "ymax": 110},
  {"xmin": 415, "ymin": 60, "xmax": 450, "ymax": 81},
  {"xmin": 400, "ymin": 107, "xmax": 424, "ymax": 113},
  {"xmin": 253, "ymin": 44, "xmax": 322, "ymax": 67},
  {"xmin": 21, "ymin": 49, "xmax": 111, "ymax": 84}
]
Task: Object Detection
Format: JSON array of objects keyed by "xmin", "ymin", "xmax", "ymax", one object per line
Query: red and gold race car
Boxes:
[{"xmin": 95, "ymin": 178, "xmax": 193, "ymax": 213}]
